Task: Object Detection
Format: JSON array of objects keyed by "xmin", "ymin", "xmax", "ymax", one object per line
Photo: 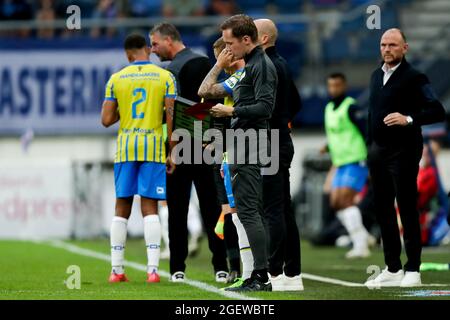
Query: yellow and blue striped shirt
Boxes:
[
  {"xmin": 105, "ymin": 61, "xmax": 176, "ymax": 163},
  {"xmin": 221, "ymin": 68, "xmax": 244, "ymax": 107}
]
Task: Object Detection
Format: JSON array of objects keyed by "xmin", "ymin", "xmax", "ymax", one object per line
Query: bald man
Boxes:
[
  {"xmin": 365, "ymin": 29, "xmax": 445, "ymax": 288},
  {"xmin": 254, "ymin": 19, "xmax": 303, "ymax": 291}
]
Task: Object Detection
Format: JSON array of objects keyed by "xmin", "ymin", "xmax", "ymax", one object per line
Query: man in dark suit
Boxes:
[{"xmin": 365, "ymin": 28, "xmax": 445, "ymax": 288}]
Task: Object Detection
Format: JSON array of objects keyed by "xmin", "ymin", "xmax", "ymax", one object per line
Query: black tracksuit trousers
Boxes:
[
  {"xmin": 262, "ymin": 143, "xmax": 301, "ymax": 277},
  {"xmin": 167, "ymin": 163, "xmax": 228, "ymax": 275},
  {"xmin": 230, "ymin": 163, "xmax": 268, "ymax": 272}
]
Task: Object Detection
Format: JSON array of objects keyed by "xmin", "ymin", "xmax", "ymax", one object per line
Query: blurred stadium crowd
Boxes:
[
  {"xmin": 1, "ymin": 0, "xmax": 381, "ymax": 33},
  {"xmin": 5, "ymin": 0, "xmax": 447, "ymax": 130}
]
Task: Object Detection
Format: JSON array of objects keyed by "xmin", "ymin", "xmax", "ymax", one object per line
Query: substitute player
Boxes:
[
  {"xmin": 322, "ymin": 73, "xmax": 372, "ymax": 259},
  {"xmin": 101, "ymin": 34, "xmax": 176, "ymax": 283}
]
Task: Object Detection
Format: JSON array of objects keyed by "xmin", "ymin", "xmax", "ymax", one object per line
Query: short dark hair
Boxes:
[
  {"xmin": 124, "ymin": 34, "xmax": 147, "ymax": 50},
  {"xmin": 150, "ymin": 22, "xmax": 182, "ymax": 42},
  {"xmin": 220, "ymin": 14, "xmax": 258, "ymax": 43},
  {"xmin": 328, "ymin": 72, "xmax": 347, "ymax": 82}
]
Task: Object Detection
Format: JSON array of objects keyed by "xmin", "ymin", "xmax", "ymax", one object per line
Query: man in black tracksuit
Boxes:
[
  {"xmin": 364, "ymin": 29, "xmax": 445, "ymax": 288},
  {"xmin": 210, "ymin": 14, "xmax": 278, "ymax": 291},
  {"xmin": 254, "ymin": 19, "xmax": 303, "ymax": 291},
  {"xmin": 150, "ymin": 23, "xmax": 228, "ymax": 281}
]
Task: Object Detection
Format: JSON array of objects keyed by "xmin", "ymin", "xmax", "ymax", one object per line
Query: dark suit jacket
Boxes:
[
  {"xmin": 368, "ymin": 58, "xmax": 445, "ymax": 149},
  {"xmin": 167, "ymin": 47, "xmax": 211, "ymax": 102}
]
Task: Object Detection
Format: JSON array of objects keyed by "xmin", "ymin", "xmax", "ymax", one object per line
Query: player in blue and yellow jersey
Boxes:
[
  {"xmin": 101, "ymin": 34, "xmax": 177, "ymax": 284},
  {"xmin": 198, "ymin": 37, "xmax": 253, "ymax": 287}
]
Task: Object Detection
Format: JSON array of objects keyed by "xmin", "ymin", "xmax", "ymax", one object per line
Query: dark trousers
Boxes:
[
  {"xmin": 368, "ymin": 143, "xmax": 423, "ymax": 272},
  {"xmin": 262, "ymin": 144, "xmax": 301, "ymax": 277},
  {"xmin": 230, "ymin": 163, "xmax": 268, "ymax": 271},
  {"xmin": 167, "ymin": 163, "xmax": 228, "ymax": 274}
]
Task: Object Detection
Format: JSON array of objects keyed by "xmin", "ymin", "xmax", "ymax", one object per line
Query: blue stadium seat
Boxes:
[
  {"xmin": 273, "ymin": 0, "xmax": 303, "ymax": 13},
  {"xmin": 276, "ymin": 37, "xmax": 305, "ymax": 79},
  {"xmin": 277, "ymin": 22, "xmax": 308, "ymax": 33},
  {"xmin": 293, "ymin": 95, "xmax": 328, "ymax": 127},
  {"xmin": 129, "ymin": 0, "xmax": 162, "ymax": 17},
  {"xmin": 340, "ymin": 15, "xmax": 366, "ymax": 32},
  {"xmin": 322, "ymin": 34, "xmax": 351, "ymax": 64},
  {"xmin": 311, "ymin": 0, "xmax": 340, "ymax": 7},
  {"xmin": 236, "ymin": 0, "xmax": 268, "ymax": 12},
  {"xmin": 355, "ymin": 32, "xmax": 381, "ymax": 61},
  {"xmin": 381, "ymin": 9, "xmax": 399, "ymax": 29},
  {"xmin": 349, "ymin": 0, "xmax": 371, "ymax": 6}
]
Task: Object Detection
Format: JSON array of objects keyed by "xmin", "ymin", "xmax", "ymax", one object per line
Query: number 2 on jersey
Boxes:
[{"xmin": 132, "ymin": 88, "xmax": 146, "ymax": 119}]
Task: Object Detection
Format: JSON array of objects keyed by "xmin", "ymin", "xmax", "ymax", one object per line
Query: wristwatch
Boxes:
[{"xmin": 406, "ymin": 116, "xmax": 413, "ymax": 126}]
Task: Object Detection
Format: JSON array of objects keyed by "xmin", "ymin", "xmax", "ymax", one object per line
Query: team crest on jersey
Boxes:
[
  {"xmin": 225, "ymin": 70, "xmax": 245, "ymax": 89},
  {"xmin": 225, "ymin": 76, "xmax": 238, "ymax": 89}
]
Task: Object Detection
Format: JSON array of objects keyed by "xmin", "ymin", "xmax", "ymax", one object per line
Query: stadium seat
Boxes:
[
  {"xmin": 277, "ymin": 22, "xmax": 308, "ymax": 33},
  {"xmin": 273, "ymin": 0, "xmax": 304, "ymax": 13},
  {"xmin": 129, "ymin": 0, "xmax": 163, "ymax": 17},
  {"xmin": 340, "ymin": 15, "xmax": 366, "ymax": 32},
  {"xmin": 236, "ymin": 0, "xmax": 268, "ymax": 12},
  {"xmin": 322, "ymin": 33, "xmax": 351, "ymax": 64},
  {"xmin": 293, "ymin": 94, "xmax": 328, "ymax": 127},
  {"xmin": 349, "ymin": 0, "xmax": 371, "ymax": 6},
  {"xmin": 355, "ymin": 33, "xmax": 381, "ymax": 61},
  {"xmin": 380, "ymin": 8, "xmax": 399, "ymax": 29},
  {"xmin": 311, "ymin": 0, "xmax": 340, "ymax": 7},
  {"xmin": 276, "ymin": 37, "xmax": 305, "ymax": 79},
  {"xmin": 234, "ymin": 0, "xmax": 268, "ymax": 16}
]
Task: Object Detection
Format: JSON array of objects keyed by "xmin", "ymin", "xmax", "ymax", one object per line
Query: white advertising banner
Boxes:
[{"xmin": 0, "ymin": 160, "xmax": 74, "ymax": 239}]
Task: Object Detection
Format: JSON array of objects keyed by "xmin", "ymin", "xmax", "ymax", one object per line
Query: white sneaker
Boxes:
[
  {"xmin": 171, "ymin": 271, "xmax": 185, "ymax": 282},
  {"xmin": 345, "ymin": 247, "xmax": 371, "ymax": 259},
  {"xmin": 270, "ymin": 273, "xmax": 304, "ymax": 291},
  {"xmin": 400, "ymin": 272, "xmax": 421, "ymax": 287},
  {"xmin": 283, "ymin": 274, "xmax": 304, "ymax": 291},
  {"xmin": 215, "ymin": 271, "xmax": 229, "ymax": 283},
  {"xmin": 270, "ymin": 274, "xmax": 285, "ymax": 291},
  {"xmin": 365, "ymin": 268, "xmax": 404, "ymax": 288}
]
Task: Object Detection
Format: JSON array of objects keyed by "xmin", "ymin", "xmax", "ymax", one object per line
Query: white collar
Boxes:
[{"xmin": 382, "ymin": 62, "xmax": 401, "ymax": 74}]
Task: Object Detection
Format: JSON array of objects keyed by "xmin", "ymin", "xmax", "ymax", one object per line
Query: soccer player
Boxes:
[
  {"xmin": 198, "ymin": 37, "xmax": 254, "ymax": 286},
  {"xmin": 101, "ymin": 34, "xmax": 177, "ymax": 283},
  {"xmin": 322, "ymin": 73, "xmax": 372, "ymax": 259}
]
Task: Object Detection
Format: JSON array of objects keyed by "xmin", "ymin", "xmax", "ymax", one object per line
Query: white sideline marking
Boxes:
[
  {"xmin": 302, "ymin": 273, "xmax": 449, "ymax": 288},
  {"xmin": 36, "ymin": 240, "xmax": 450, "ymax": 293},
  {"xmin": 302, "ymin": 273, "xmax": 365, "ymax": 287},
  {"xmin": 417, "ymin": 283, "xmax": 450, "ymax": 287},
  {"xmin": 45, "ymin": 240, "xmax": 260, "ymax": 301}
]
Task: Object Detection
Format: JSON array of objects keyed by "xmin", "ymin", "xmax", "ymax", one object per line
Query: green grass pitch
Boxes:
[{"xmin": 0, "ymin": 239, "xmax": 449, "ymax": 300}]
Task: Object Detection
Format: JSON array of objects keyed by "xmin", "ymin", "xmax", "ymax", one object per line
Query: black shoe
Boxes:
[{"xmin": 224, "ymin": 277, "xmax": 272, "ymax": 292}]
